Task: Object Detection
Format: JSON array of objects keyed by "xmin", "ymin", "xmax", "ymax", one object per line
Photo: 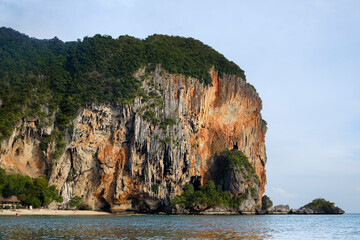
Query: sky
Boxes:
[{"xmin": 1, "ymin": 0, "xmax": 360, "ymax": 212}]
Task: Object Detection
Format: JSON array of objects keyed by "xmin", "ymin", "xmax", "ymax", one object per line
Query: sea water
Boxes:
[{"xmin": 0, "ymin": 214, "xmax": 359, "ymax": 239}]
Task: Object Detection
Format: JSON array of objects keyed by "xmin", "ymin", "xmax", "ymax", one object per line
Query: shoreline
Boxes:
[
  {"xmin": 0, "ymin": 209, "xmax": 346, "ymax": 216},
  {"xmin": 0, "ymin": 209, "xmax": 112, "ymax": 216}
]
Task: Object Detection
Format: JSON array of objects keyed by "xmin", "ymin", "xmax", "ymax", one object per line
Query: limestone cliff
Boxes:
[{"xmin": 0, "ymin": 66, "xmax": 266, "ymax": 213}]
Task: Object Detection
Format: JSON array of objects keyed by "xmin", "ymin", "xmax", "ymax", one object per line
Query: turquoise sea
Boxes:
[{"xmin": 0, "ymin": 214, "xmax": 359, "ymax": 239}]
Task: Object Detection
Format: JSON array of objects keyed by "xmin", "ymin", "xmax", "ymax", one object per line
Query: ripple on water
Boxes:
[{"xmin": 0, "ymin": 214, "xmax": 358, "ymax": 239}]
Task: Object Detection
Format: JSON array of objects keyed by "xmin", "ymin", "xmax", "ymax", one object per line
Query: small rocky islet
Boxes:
[{"xmin": 259, "ymin": 197, "xmax": 345, "ymax": 215}]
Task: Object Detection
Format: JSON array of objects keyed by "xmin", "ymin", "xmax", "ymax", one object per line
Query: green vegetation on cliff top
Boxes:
[{"xmin": 0, "ymin": 27, "xmax": 246, "ymax": 141}]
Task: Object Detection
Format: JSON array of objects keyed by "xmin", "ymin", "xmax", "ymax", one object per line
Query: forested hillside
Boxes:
[{"xmin": 0, "ymin": 27, "xmax": 246, "ymax": 142}]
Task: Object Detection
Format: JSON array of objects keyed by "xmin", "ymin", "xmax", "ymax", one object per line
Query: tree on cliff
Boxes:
[{"xmin": 68, "ymin": 195, "xmax": 92, "ymax": 210}]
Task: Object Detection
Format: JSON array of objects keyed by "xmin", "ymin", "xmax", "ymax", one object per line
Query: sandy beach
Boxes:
[{"xmin": 0, "ymin": 209, "xmax": 112, "ymax": 216}]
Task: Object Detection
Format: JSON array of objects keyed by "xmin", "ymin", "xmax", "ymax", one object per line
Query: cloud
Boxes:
[
  {"xmin": 271, "ymin": 187, "xmax": 297, "ymax": 199},
  {"xmin": 356, "ymin": 187, "xmax": 360, "ymax": 192}
]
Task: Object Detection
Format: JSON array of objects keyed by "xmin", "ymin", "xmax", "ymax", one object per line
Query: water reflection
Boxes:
[
  {"xmin": 0, "ymin": 214, "xmax": 358, "ymax": 239},
  {"xmin": 0, "ymin": 215, "xmax": 272, "ymax": 239}
]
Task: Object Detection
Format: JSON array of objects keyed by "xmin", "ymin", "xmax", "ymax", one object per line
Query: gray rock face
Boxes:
[
  {"xmin": 290, "ymin": 206, "xmax": 344, "ymax": 214},
  {"xmin": 0, "ymin": 67, "xmax": 267, "ymax": 213},
  {"xmin": 200, "ymin": 206, "xmax": 237, "ymax": 215},
  {"xmin": 261, "ymin": 195, "xmax": 273, "ymax": 210},
  {"xmin": 289, "ymin": 208, "xmax": 314, "ymax": 214},
  {"xmin": 217, "ymin": 162, "xmax": 261, "ymax": 206},
  {"xmin": 268, "ymin": 204, "xmax": 290, "ymax": 214}
]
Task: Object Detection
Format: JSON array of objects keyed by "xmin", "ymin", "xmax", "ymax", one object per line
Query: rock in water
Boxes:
[
  {"xmin": 268, "ymin": 205, "xmax": 290, "ymax": 214},
  {"xmin": 292, "ymin": 198, "xmax": 345, "ymax": 214}
]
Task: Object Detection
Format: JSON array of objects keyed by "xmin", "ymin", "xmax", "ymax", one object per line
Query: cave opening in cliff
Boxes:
[
  {"xmin": 99, "ymin": 197, "xmax": 111, "ymax": 211},
  {"xmin": 233, "ymin": 142, "xmax": 238, "ymax": 150},
  {"xmin": 190, "ymin": 176, "xmax": 202, "ymax": 191},
  {"xmin": 15, "ymin": 148, "xmax": 20, "ymax": 156}
]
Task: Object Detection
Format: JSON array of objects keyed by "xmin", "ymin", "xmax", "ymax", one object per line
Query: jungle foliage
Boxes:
[
  {"xmin": 215, "ymin": 149, "xmax": 261, "ymax": 187},
  {"xmin": 171, "ymin": 150, "xmax": 261, "ymax": 210},
  {"xmin": 68, "ymin": 195, "xmax": 92, "ymax": 210},
  {"xmin": 302, "ymin": 198, "xmax": 337, "ymax": 213},
  {"xmin": 0, "ymin": 168, "xmax": 63, "ymax": 207},
  {"xmin": 0, "ymin": 27, "xmax": 246, "ymax": 142},
  {"xmin": 171, "ymin": 181, "xmax": 248, "ymax": 210}
]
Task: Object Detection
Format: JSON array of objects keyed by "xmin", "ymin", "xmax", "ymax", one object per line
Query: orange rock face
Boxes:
[
  {"xmin": 0, "ymin": 67, "xmax": 267, "ymax": 211},
  {"xmin": 0, "ymin": 121, "xmax": 47, "ymax": 178},
  {"xmin": 157, "ymin": 68, "xmax": 267, "ymax": 200}
]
